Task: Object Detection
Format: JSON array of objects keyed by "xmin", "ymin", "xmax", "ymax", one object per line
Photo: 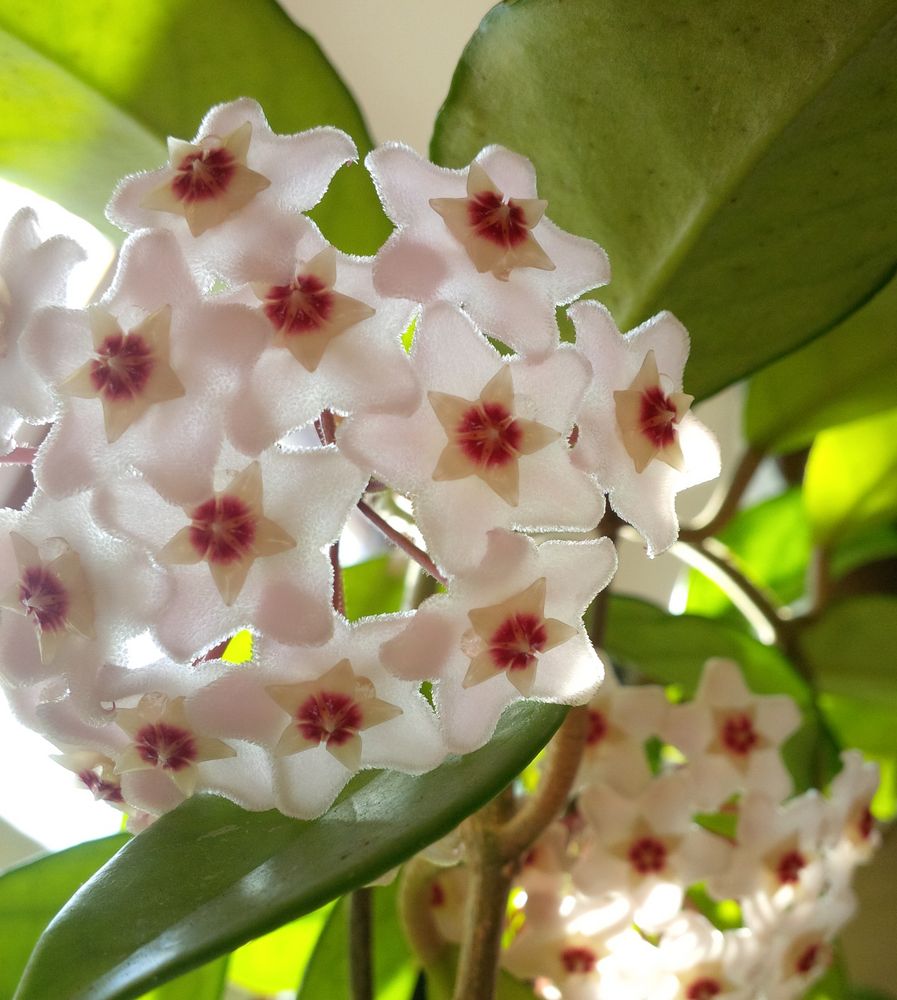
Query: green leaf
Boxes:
[
  {"xmin": 228, "ymin": 904, "xmax": 334, "ymax": 995},
  {"xmin": 16, "ymin": 701, "xmax": 565, "ymax": 1000},
  {"xmin": 432, "ymin": 1, "xmax": 897, "ymax": 400},
  {"xmin": 804, "ymin": 409, "xmax": 897, "ymax": 546},
  {"xmin": 686, "ymin": 488, "xmax": 811, "ymax": 622},
  {"xmin": 139, "ymin": 958, "xmax": 228, "ymax": 1000},
  {"xmin": 746, "ymin": 274, "xmax": 897, "ymax": 453},
  {"xmin": 0, "ymin": 0, "xmax": 388, "ymax": 252},
  {"xmin": 799, "ymin": 596, "xmax": 897, "ymax": 704},
  {"xmin": 343, "ymin": 556, "xmax": 407, "ymax": 621},
  {"xmin": 297, "ymin": 883, "xmax": 416, "ymax": 1000},
  {"xmin": 0, "ymin": 833, "xmax": 127, "ymax": 999}
]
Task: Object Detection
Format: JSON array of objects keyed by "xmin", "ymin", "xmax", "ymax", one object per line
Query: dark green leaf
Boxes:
[
  {"xmin": 343, "ymin": 556, "xmax": 407, "ymax": 621},
  {"xmin": 16, "ymin": 701, "xmax": 564, "ymax": 1000},
  {"xmin": 831, "ymin": 522, "xmax": 897, "ymax": 580},
  {"xmin": 804, "ymin": 409, "xmax": 897, "ymax": 545},
  {"xmin": 432, "ymin": 1, "xmax": 897, "ymax": 399},
  {"xmin": 297, "ymin": 882, "xmax": 416, "ymax": 1000},
  {"xmin": 0, "ymin": 833, "xmax": 127, "ymax": 999},
  {"xmin": 0, "ymin": 0, "xmax": 388, "ymax": 251},
  {"xmin": 746, "ymin": 274, "xmax": 897, "ymax": 453}
]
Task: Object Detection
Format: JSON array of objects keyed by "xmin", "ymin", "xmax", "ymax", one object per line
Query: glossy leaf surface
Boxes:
[
  {"xmin": 432, "ymin": 0, "xmax": 897, "ymax": 399},
  {"xmin": 0, "ymin": 0, "xmax": 388, "ymax": 251},
  {"xmin": 16, "ymin": 701, "xmax": 564, "ymax": 1000}
]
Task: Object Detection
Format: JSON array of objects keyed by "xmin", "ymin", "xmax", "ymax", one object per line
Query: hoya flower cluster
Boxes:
[
  {"xmin": 0, "ymin": 97, "xmax": 724, "ymax": 822},
  {"xmin": 424, "ymin": 660, "xmax": 880, "ymax": 1000}
]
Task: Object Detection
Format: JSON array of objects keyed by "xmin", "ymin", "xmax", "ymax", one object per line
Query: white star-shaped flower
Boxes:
[{"xmin": 366, "ymin": 143, "xmax": 609, "ymax": 357}]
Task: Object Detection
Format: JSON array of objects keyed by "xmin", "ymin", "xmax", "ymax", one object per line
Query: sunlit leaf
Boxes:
[
  {"xmin": 746, "ymin": 274, "xmax": 897, "ymax": 453},
  {"xmin": 138, "ymin": 958, "xmax": 227, "ymax": 1000},
  {"xmin": 297, "ymin": 882, "xmax": 416, "ymax": 1000},
  {"xmin": 0, "ymin": 834, "xmax": 127, "ymax": 999},
  {"xmin": 0, "ymin": 0, "xmax": 388, "ymax": 252},
  {"xmin": 804, "ymin": 409, "xmax": 897, "ymax": 546},
  {"xmin": 343, "ymin": 555, "xmax": 407, "ymax": 621},
  {"xmin": 16, "ymin": 701, "xmax": 564, "ymax": 1000},
  {"xmin": 432, "ymin": 1, "xmax": 897, "ymax": 400},
  {"xmin": 221, "ymin": 630, "xmax": 252, "ymax": 664}
]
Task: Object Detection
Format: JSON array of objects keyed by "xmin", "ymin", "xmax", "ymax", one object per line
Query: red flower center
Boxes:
[
  {"xmin": 296, "ymin": 690, "xmax": 363, "ymax": 747},
  {"xmin": 560, "ymin": 946, "xmax": 597, "ymax": 975},
  {"xmin": 78, "ymin": 769, "xmax": 124, "ymax": 804},
  {"xmin": 628, "ymin": 835, "xmax": 668, "ymax": 875},
  {"xmin": 429, "ymin": 881, "xmax": 446, "ymax": 907},
  {"xmin": 776, "ymin": 848, "xmax": 807, "ymax": 885},
  {"xmin": 467, "ymin": 190, "xmax": 529, "ymax": 249},
  {"xmin": 795, "ymin": 941, "xmax": 826, "ymax": 974},
  {"xmin": 188, "ymin": 495, "xmax": 256, "ymax": 565},
  {"xmin": 456, "ymin": 401, "xmax": 522, "ymax": 468},
  {"xmin": 488, "ymin": 613, "xmax": 548, "ymax": 672},
  {"xmin": 135, "ymin": 722, "xmax": 197, "ymax": 772},
  {"xmin": 639, "ymin": 385, "xmax": 679, "ymax": 448},
  {"xmin": 263, "ymin": 274, "xmax": 333, "ymax": 335},
  {"xmin": 586, "ymin": 708, "xmax": 608, "ymax": 747},
  {"xmin": 172, "ymin": 145, "xmax": 236, "ymax": 203},
  {"xmin": 857, "ymin": 804, "xmax": 875, "ymax": 841},
  {"xmin": 90, "ymin": 332, "xmax": 154, "ymax": 401},
  {"xmin": 686, "ymin": 978, "xmax": 722, "ymax": 1000},
  {"xmin": 18, "ymin": 565, "xmax": 69, "ymax": 632},
  {"xmin": 721, "ymin": 712, "xmax": 759, "ymax": 756}
]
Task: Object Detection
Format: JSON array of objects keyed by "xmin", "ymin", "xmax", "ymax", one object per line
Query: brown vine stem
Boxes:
[
  {"xmin": 356, "ymin": 499, "xmax": 448, "ymax": 586},
  {"xmin": 0, "ymin": 446, "xmax": 36, "ymax": 465},
  {"xmin": 349, "ymin": 888, "xmax": 374, "ymax": 1000},
  {"xmin": 679, "ymin": 446, "xmax": 764, "ymax": 543}
]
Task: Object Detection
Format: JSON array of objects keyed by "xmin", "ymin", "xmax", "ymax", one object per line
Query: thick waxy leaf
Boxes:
[
  {"xmin": 0, "ymin": 0, "xmax": 388, "ymax": 251},
  {"xmin": 804, "ymin": 408, "xmax": 897, "ymax": 545},
  {"xmin": 746, "ymin": 274, "xmax": 897, "ymax": 453},
  {"xmin": 800, "ymin": 596, "xmax": 897, "ymax": 704},
  {"xmin": 16, "ymin": 701, "xmax": 565, "ymax": 1000},
  {"xmin": 297, "ymin": 882, "xmax": 415, "ymax": 1000},
  {"xmin": 0, "ymin": 834, "xmax": 127, "ymax": 999},
  {"xmin": 343, "ymin": 555, "xmax": 407, "ymax": 621},
  {"xmin": 432, "ymin": 1, "xmax": 897, "ymax": 399}
]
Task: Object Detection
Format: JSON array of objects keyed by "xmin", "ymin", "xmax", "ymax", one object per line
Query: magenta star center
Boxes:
[
  {"xmin": 628, "ymin": 835, "xmax": 668, "ymax": 875},
  {"xmin": 561, "ymin": 946, "xmax": 597, "ymax": 975},
  {"xmin": 795, "ymin": 941, "xmax": 826, "ymax": 974},
  {"xmin": 639, "ymin": 385, "xmax": 679, "ymax": 449},
  {"xmin": 18, "ymin": 565, "xmax": 69, "ymax": 632},
  {"xmin": 456, "ymin": 401, "xmax": 522, "ymax": 468},
  {"xmin": 586, "ymin": 708, "xmax": 608, "ymax": 747},
  {"xmin": 263, "ymin": 274, "xmax": 333, "ymax": 335},
  {"xmin": 188, "ymin": 495, "xmax": 256, "ymax": 564},
  {"xmin": 721, "ymin": 712, "xmax": 759, "ymax": 756},
  {"xmin": 134, "ymin": 722, "xmax": 198, "ymax": 771},
  {"xmin": 467, "ymin": 190, "xmax": 529, "ymax": 249},
  {"xmin": 295, "ymin": 691, "xmax": 363, "ymax": 747},
  {"xmin": 429, "ymin": 881, "xmax": 446, "ymax": 907},
  {"xmin": 172, "ymin": 145, "xmax": 236, "ymax": 203},
  {"xmin": 78, "ymin": 769, "xmax": 124, "ymax": 804},
  {"xmin": 488, "ymin": 613, "xmax": 548, "ymax": 672},
  {"xmin": 686, "ymin": 978, "xmax": 723, "ymax": 1000},
  {"xmin": 776, "ymin": 848, "xmax": 807, "ymax": 884},
  {"xmin": 90, "ymin": 332, "xmax": 154, "ymax": 401},
  {"xmin": 857, "ymin": 805, "xmax": 875, "ymax": 841}
]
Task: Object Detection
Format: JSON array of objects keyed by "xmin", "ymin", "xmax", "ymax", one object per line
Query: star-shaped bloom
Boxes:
[
  {"xmin": 267, "ymin": 657, "xmax": 402, "ymax": 770},
  {"xmin": 107, "ymin": 98, "xmax": 356, "ymax": 283},
  {"xmin": 159, "ymin": 461, "xmax": 296, "ymax": 606},
  {"xmin": 338, "ymin": 303, "xmax": 603, "ymax": 575},
  {"xmin": 568, "ymin": 301, "xmax": 721, "ymax": 556},
  {"xmin": 93, "ymin": 444, "xmax": 367, "ymax": 660},
  {"xmin": 52, "ymin": 749, "xmax": 127, "ymax": 811},
  {"xmin": 660, "ymin": 659, "xmax": 802, "ymax": 809},
  {"xmin": 0, "ymin": 208, "xmax": 85, "ymax": 453},
  {"xmin": 220, "ymin": 224, "xmax": 419, "ymax": 456},
  {"xmin": 657, "ymin": 913, "xmax": 761, "ymax": 1000},
  {"xmin": 576, "ymin": 663, "xmax": 669, "ymax": 796},
  {"xmin": 186, "ymin": 616, "xmax": 446, "ymax": 818},
  {"xmin": 60, "ymin": 306, "xmax": 185, "ymax": 443},
  {"xmin": 114, "ymin": 692, "xmax": 236, "ymax": 796},
  {"xmin": 573, "ymin": 772, "xmax": 731, "ymax": 931},
  {"xmin": 366, "ymin": 143, "xmax": 609, "ymax": 357},
  {"xmin": 0, "ymin": 531, "xmax": 94, "ymax": 664},
  {"xmin": 381, "ymin": 529, "xmax": 616, "ymax": 753},
  {"xmin": 823, "ymin": 750, "xmax": 880, "ymax": 864},
  {"xmin": 24, "ymin": 229, "xmax": 269, "ymax": 504}
]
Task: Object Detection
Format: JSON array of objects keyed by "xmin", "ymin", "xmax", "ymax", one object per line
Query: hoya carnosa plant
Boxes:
[{"xmin": 0, "ymin": 95, "xmax": 877, "ymax": 1000}]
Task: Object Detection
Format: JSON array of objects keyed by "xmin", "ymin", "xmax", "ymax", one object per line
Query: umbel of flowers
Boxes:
[{"xmin": 0, "ymin": 100, "xmax": 877, "ymax": 994}]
